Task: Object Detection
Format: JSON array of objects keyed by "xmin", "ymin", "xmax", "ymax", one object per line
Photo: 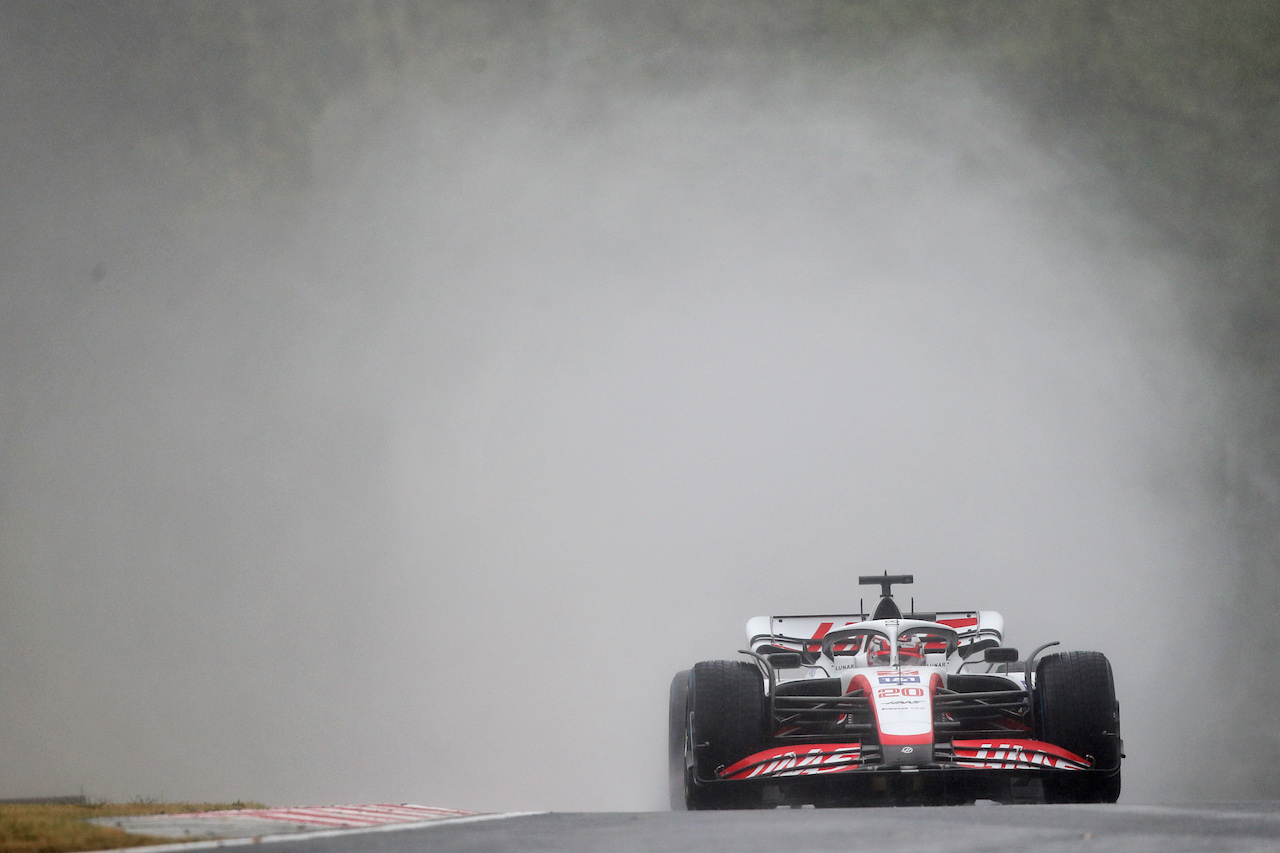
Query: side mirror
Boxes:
[
  {"xmin": 765, "ymin": 652, "xmax": 803, "ymax": 669},
  {"xmin": 984, "ymin": 647, "xmax": 1019, "ymax": 663}
]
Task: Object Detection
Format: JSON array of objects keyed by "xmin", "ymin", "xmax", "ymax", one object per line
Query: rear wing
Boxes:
[{"xmin": 746, "ymin": 611, "xmax": 1004, "ymax": 659}]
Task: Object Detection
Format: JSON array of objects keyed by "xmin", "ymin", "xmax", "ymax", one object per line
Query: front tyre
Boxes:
[
  {"xmin": 1035, "ymin": 651, "xmax": 1122, "ymax": 803},
  {"xmin": 685, "ymin": 660, "xmax": 767, "ymax": 810}
]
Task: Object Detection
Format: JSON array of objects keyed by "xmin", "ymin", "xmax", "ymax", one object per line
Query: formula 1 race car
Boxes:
[{"xmin": 669, "ymin": 575, "xmax": 1121, "ymax": 808}]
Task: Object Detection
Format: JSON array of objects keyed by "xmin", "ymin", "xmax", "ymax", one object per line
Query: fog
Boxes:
[{"xmin": 1, "ymin": 5, "xmax": 1233, "ymax": 810}]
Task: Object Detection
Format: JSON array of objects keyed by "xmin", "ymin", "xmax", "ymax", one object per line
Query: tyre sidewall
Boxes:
[{"xmin": 668, "ymin": 670, "xmax": 691, "ymax": 811}]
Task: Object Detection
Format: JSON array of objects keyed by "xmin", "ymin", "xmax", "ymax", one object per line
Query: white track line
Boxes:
[{"xmin": 111, "ymin": 811, "xmax": 545, "ymax": 852}]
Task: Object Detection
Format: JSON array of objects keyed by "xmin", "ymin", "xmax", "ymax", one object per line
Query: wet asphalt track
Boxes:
[{"xmin": 265, "ymin": 803, "xmax": 1280, "ymax": 853}]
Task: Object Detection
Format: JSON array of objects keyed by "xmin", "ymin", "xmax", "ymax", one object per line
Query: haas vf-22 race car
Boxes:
[{"xmin": 669, "ymin": 575, "xmax": 1121, "ymax": 808}]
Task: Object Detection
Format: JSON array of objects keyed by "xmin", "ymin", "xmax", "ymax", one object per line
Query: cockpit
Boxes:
[{"xmin": 821, "ymin": 622, "xmax": 959, "ymax": 667}]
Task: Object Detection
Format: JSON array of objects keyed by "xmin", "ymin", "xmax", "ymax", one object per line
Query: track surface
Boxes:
[{"xmin": 263, "ymin": 803, "xmax": 1280, "ymax": 853}]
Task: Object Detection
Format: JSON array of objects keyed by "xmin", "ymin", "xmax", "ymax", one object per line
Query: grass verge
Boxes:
[{"xmin": 0, "ymin": 802, "xmax": 265, "ymax": 853}]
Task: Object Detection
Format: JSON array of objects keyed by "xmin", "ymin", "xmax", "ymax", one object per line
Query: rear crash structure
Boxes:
[{"xmin": 669, "ymin": 575, "xmax": 1122, "ymax": 809}]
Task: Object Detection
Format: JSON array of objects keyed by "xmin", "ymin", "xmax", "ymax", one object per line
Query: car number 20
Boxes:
[{"xmin": 877, "ymin": 687, "xmax": 925, "ymax": 698}]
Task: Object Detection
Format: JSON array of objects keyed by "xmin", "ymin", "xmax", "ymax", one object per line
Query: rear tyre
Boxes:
[
  {"xmin": 1035, "ymin": 651, "xmax": 1122, "ymax": 803},
  {"xmin": 668, "ymin": 670, "xmax": 690, "ymax": 811},
  {"xmin": 685, "ymin": 660, "xmax": 767, "ymax": 810}
]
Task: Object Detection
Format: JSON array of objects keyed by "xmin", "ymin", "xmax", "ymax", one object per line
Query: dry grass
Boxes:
[{"xmin": 0, "ymin": 802, "xmax": 266, "ymax": 853}]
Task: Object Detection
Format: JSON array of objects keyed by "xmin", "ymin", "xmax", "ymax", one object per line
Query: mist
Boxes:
[{"xmin": 1, "ymin": 3, "xmax": 1236, "ymax": 810}]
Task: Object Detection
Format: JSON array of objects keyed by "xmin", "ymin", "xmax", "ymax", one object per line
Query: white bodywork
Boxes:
[{"xmin": 724, "ymin": 610, "xmax": 1066, "ymax": 775}]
